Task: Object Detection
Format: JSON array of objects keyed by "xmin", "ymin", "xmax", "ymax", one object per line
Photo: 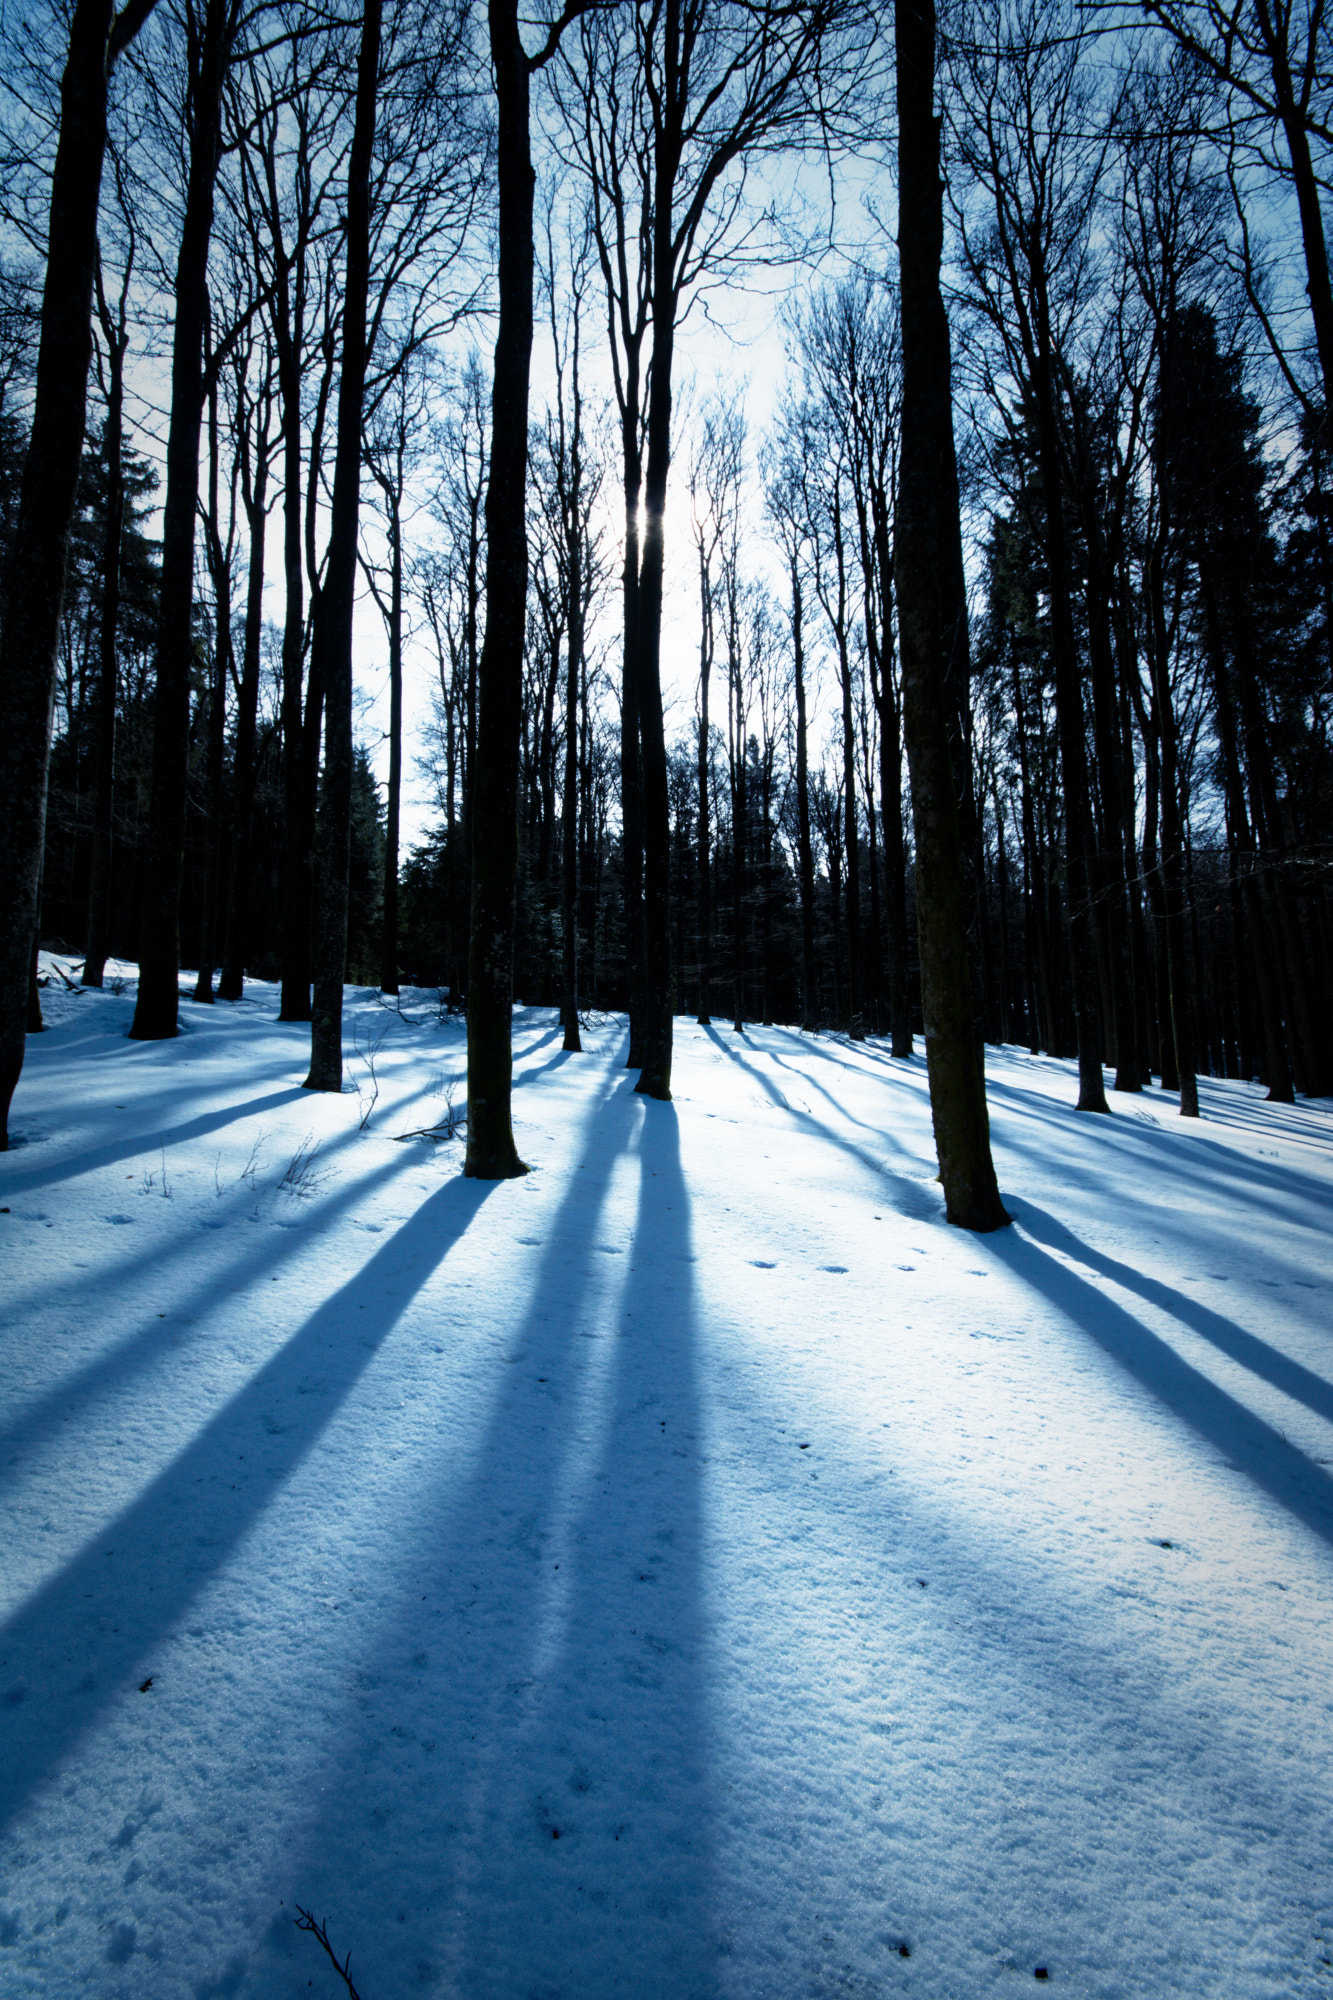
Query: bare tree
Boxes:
[
  {"xmin": 0, "ymin": 0, "xmax": 159, "ymax": 1146},
  {"xmin": 947, "ymin": 0, "xmax": 1113, "ymax": 1113},
  {"xmin": 463, "ymin": 0, "xmax": 596, "ymax": 1178},
  {"xmin": 557, "ymin": 0, "xmax": 880, "ymax": 1099},
  {"xmin": 895, "ymin": 0, "xmax": 1009, "ymax": 1226}
]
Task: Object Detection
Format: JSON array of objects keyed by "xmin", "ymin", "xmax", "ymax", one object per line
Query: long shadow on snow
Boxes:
[
  {"xmin": 702, "ymin": 1026, "xmax": 941, "ymax": 1220},
  {"xmin": 0, "ymin": 1084, "xmax": 310, "ymax": 1196},
  {"xmin": 268, "ymin": 1086, "xmax": 719, "ymax": 2000},
  {"xmin": 1013, "ymin": 1200, "xmax": 1333, "ymax": 1426},
  {"xmin": 0, "ymin": 1173, "xmax": 495, "ymax": 1835},
  {"xmin": 982, "ymin": 1076, "xmax": 1332, "ymax": 1239},
  {"xmin": 0, "ymin": 1134, "xmax": 455, "ymax": 1476},
  {"xmin": 992, "ymin": 1200, "xmax": 1333, "ymax": 1552}
]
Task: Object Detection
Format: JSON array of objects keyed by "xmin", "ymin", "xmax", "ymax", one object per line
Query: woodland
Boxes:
[
  {"xmin": 2, "ymin": 7, "xmax": 1333, "ymax": 1994},
  {"xmin": 0, "ymin": 0, "xmax": 1331, "ymax": 1183}
]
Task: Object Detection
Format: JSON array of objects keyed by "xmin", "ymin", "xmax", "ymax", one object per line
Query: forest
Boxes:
[
  {"xmin": 1, "ymin": 0, "xmax": 1330, "ymax": 1185},
  {"xmin": 3, "ymin": 8, "xmax": 1333, "ymax": 1996}
]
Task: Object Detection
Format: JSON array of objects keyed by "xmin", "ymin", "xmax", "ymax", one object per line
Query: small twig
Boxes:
[
  {"xmin": 353, "ymin": 1024, "xmax": 387, "ymax": 1131},
  {"xmin": 294, "ymin": 1908, "xmax": 364, "ymax": 2000},
  {"xmin": 280, "ymin": 1135, "xmax": 330, "ymax": 1198}
]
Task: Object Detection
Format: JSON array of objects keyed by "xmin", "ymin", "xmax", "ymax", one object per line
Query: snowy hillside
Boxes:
[{"xmin": 2, "ymin": 966, "xmax": 1331, "ymax": 1999}]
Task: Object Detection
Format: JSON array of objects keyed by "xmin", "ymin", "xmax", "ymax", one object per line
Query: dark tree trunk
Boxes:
[
  {"xmin": 620, "ymin": 420, "xmax": 646, "ymax": 1066},
  {"xmin": 1202, "ymin": 572, "xmax": 1293, "ymax": 1102},
  {"xmin": 1083, "ymin": 528, "xmax": 1139, "ymax": 1090},
  {"xmin": 304, "ymin": 0, "xmax": 381, "ymax": 1090},
  {"xmin": 276, "ymin": 263, "xmax": 313, "ymax": 1021},
  {"xmin": 219, "ymin": 367, "xmax": 271, "ymax": 1003},
  {"xmin": 832, "ymin": 494, "xmax": 863, "ymax": 1039},
  {"xmin": 194, "ymin": 367, "xmax": 230, "ymax": 1004},
  {"xmin": 465, "ymin": 0, "xmax": 537, "ymax": 1173},
  {"xmin": 894, "ymin": 0, "xmax": 1008, "ymax": 1230},
  {"xmin": 791, "ymin": 560, "xmax": 817, "ymax": 1031},
  {"xmin": 0, "ymin": 0, "xmax": 156, "ymax": 1146},
  {"xmin": 131, "ymin": 0, "xmax": 234, "ymax": 1042},
  {"xmin": 1144, "ymin": 531, "xmax": 1199, "ymax": 1116},
  {"xmin": 561, "ymin": 599, "xmax": 582, "ymax": 1052},
  {"xmin": 380, "ymin": 485, "xmax": 403, "ymax": 996},
  {"xmin": 696, "ymin": 543, "xmax": 713, "ymax": 1025},
  {"xmin": 633, "ymin": 47, "xmax": 681, "ymax": 1103},
  {"xmin": 1028, "ymin": 304, "xmax": 1109, "ymax": 1112},
  {"xmin": 83, "ymin": 299, "xmax": 127, "ymax": 991}
]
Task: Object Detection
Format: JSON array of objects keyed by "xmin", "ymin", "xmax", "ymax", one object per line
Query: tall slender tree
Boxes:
[
  {"xmin": 895, "ymin": 0, "xmax": 1009, "ymax": 1228},
  {"xmin": 0, "ymin": 0, "xmax": 159, "ymax": 1146}
]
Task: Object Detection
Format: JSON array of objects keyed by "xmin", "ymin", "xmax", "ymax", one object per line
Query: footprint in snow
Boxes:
[
  {"xmin": 750, "ymin": 1260, "xmax": 776, "ymax": 1269},
  {"xmin": 821, "ymin": 1264, "xmax": 849, "ymax": 1274},
  {"xmin": 105, "ymin": 1214, "xmax": 134, "ymax": 1226}
]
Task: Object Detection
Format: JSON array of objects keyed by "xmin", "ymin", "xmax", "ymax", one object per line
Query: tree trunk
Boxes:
[
  {"xmin": 894, "ymin": 0, "xmax": 1008, "ymax": 1230},
  {"xmin": 633, "ymin": 56, "xmax": 680, "ymax": 1103},
  {"xmin": 0, "ymin": 0, "xmax": 155, "ymax": 1145},
  {"xmin": 465, "ymin": 0, "xmax": 535, "ymax": 1173},
  {"xmin": 791, "ymin": 560, "xmax": 817, "ymax": 1031},
  {"xmin": 275, "ymin": 248, "xmax": 312, "ymax": 1021},
  {"xmin": 380, "ymin": 487, "xmax": 403, "ymax": 995},
  {"xmin": 194, "ymin": 367, "xmax": 229, "ymax": 1004},
  {"xmin": 696, "ymin": 542, "xmax": 713, "ymax": 1025},
  {"xmin": 83, "ymin": 312, "xmax": 127, "ymax": 990},
  {"xmin": 304, "ymin": 0, "xmax": 381, "ymax": 1091},
  {"xmin": 620, "ymin": 414, "xmax": 646, "ymax": 1065},
  {"xmin": 1028, "ymin": 284, "xmax": 1109, "ymax": 1112},
  {"xmin": 219, "ymin": 371, "xmax": 270, "ymax": 1002},
  {"xmin": 130, "ymin": 0, "xmax": 233, "ymax": 1042}
]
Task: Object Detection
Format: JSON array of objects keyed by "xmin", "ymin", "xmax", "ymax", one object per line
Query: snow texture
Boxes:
[{"xmin": 2, "ymin": 962, "xmax": 1332, "ymax": 1998}]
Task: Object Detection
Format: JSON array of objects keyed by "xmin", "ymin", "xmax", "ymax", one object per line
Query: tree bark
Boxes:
[
  {"xmin": 791, "ymin": 559, "xmax": 818, "ymax": 1031},
  {"xmin": 130, "ymin": 0, "xmax": 234, "ymax": 1041},
  {"xmin": 219, "ymin": 359, "xmax": 271, "ymax": 1003},
  {"xmin": 0, "ymin": 0, "xmax": 156, "ymax": 1145},
  {"xmin": 380, "ymin": 481, "xmax": 403, "ymax": 996},
  {"xmin": 304, "ymin": 0, "xmax": 381, "ymax": 1090},
  {"xmin": 465, "ymin": 0, "xmax": 537, "ymax": 1173},
  {"xmin": 83, "ymin": 292, "xmax": 127, "ymax": 990},
  {"xmin": 894, "ymin": 0, "xmax": 1008, "ymax": 1230}
]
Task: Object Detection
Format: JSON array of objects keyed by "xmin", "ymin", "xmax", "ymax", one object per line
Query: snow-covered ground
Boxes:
[{"xmin": 2, "ymin": 962, "xmax": 1332, "ymax": 2000}]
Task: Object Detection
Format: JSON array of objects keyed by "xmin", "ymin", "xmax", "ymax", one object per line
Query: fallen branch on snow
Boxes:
[{"xmin": 294, "ymin": 1907, "xmax": 365, "ymax": 2000}]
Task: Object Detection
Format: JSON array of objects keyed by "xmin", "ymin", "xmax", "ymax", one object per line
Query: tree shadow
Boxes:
[
  {"xmin": 0, "ymin": 1136, "xmax": 445, "ymax": 1474},
  {"xmin": 1011, "ymin": 1198, "xmax": 1333, "ymax": 1424},
  {"xmin": 261, "ymin": 1089, "xmax": 721, "ymax": 1998},
  {"xmin": 989, "ymin": 1204, "xmax": 1333, "ymax": 1553},
  {"xmin": 0, "ymin": 1085, "xmax": 311, "ymax": 1196},
  {"xmin": 0, "ymin": 1173, "xmax": 496, "ymax": 1834},
  {"xmin": 982, "ymin": 1075, "xmax": 1332, "ymax": 1233},
  {"xmin": 701, "ymin": 1026, "xmax": 940, "ymax": 1220}
]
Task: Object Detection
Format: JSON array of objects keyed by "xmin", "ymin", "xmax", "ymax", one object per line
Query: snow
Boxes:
[{"xmin": 3, "ymin": 960, "xmax": 1332, "ymax": 1999}]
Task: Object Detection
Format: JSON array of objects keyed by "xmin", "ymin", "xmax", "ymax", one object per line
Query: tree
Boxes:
[
  {"xmin": 895, "ymin": 0, "xmax": 1009, "ymax": 1227},
  {"xmin": 304, "ymin": 0, "xmax": 383, "ymax": 1091},
  {"xmin": 0, "ymin": 0, "xmax": 159, "ymax": 1146},
  {"xmin": 463, "ymin": 0, "xmax": 595, "ymax": 1178},
  {"xmin": 130, "ymin": 0, "xmax": 247, "ymax": 1042},
  {"xmin": 1139, "ymin": 0, "xmax": 1333, "ymax": 419},
  {"xmin": 559, "ymin": 0, "xmax": 879, "ymax": 1100},
  {"xmin": 948, "ymin": 0, "xmax": 1113, "ymax": 1113}
]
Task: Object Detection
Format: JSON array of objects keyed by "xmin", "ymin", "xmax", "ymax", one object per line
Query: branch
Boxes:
[
  {"xmin": 108, "ymin": 0, "xmax": 160, "ymax": 66},
  {"xmin": 293, "ymin": 1909, "xmax": 364, "ymax": 2000},
  {"xmin": 528, "ymin": 0, "xmax": 605, "ymax": 73}
]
